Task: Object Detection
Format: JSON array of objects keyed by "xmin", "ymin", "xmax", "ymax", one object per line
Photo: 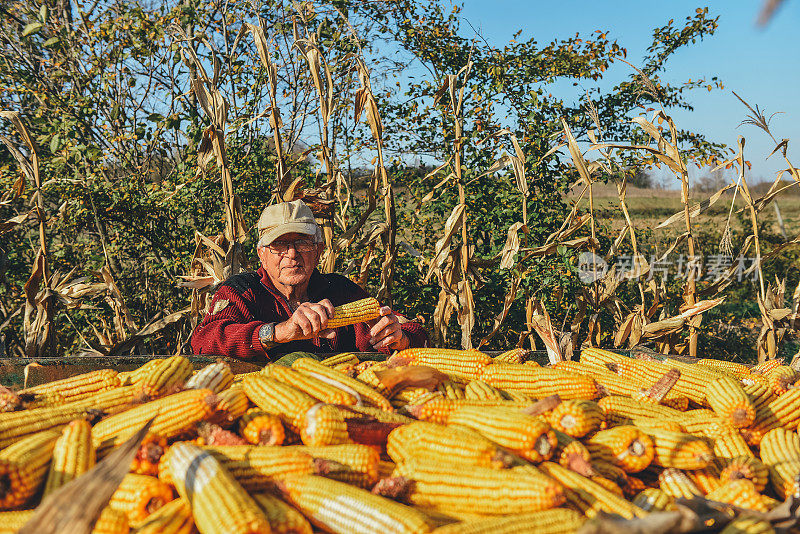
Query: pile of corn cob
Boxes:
[{"xmin": 0, "ymin": 346, "xmax": 799, "ymax": 533}]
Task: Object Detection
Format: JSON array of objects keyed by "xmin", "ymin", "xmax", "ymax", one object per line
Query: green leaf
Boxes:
[
  {"xmin": 22, "ymin": 22, "xmax": 43, "ymax": 37},
  {"xmin": 49, "ymin": 134, "xmax": 61, "ymax": 154},
  {"xmin": 39, "ymin": 4, "xmax": 48, "ymax": 23},
  {"xmin": 43, "ymin": 36, "xmax": 59, "ymax": 47}
]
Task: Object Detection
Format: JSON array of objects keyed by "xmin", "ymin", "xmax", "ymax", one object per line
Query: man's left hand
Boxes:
[{"xmin": 369, "ymin": 306, "xmax": 410, "ymax": 351}]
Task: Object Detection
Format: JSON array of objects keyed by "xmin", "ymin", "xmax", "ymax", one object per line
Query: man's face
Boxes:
[{"xmin": 257, "ymin": 232, "xmax": 323, "ymax": 289}]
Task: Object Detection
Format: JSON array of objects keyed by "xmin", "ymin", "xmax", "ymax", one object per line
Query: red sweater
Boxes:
[{"xmin": 190, "ymin": 267, "xmax": 428, "ymax": 360}]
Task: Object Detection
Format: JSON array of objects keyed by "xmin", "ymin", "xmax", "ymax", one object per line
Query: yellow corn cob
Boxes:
[
  {"xmin": 184, "ymin": 361, "xmax": 234, "ymax": 393},
  {"xmin": 19, "ymin": 369, "xmax": 120, "ymax": 407},
  {"xmin": 391, "ymin": 386, "xmax": 433, "ymax": 404},
  {"xmin": 630, "ymin": 418, "xmax": 685, "ymax": 434},
  {"xmin": 697, "ymin": 359, "xmax": 752, "ymax": 378},
  {"xmin": 720, "ymin": 456, "xmax": 768, "ymax": 492},
  {"xmin": 767, "ymin": 460, "xmax": 800, "ymax": 498},
  {"xmin": 0, "ymin": 429, "xmax": 59, "ymax": 508},
  {"xmin": 436, "ymin": 380, "xmax": 465, "ymax": 400},
  {"xmin": 758, "ymin": 427, "xmax": 800, "ymax": 465},
  {"xmin": 285, "ymin": 443, "xmax": 380, "ymax": 489},
  {"xmin": 502, "ymin": 389, "xmax": 534, "ymax": 403},
  {"xmin": 686, "ymin": 464, "xmax": 722, "ymax": 494},
  {"xmin": 167, "ymin": 442, "xmax": 270, "ymax": 534},
  {"xmin": 341, "ymin": 405, "xmax": 413, "ymax": 425},
  {"xmin": 320, "ymin": 352, "xmax": 360, "ymax": 367},
  {"xmin": 378, "ymin": 459, "xmax": 396, "ymax": 479},
  {"xmin": 252, "ymin": 493, "xmax": 312, "ymax": 534},
  {"xmin": 92, "ymin": 389, "xmax": 218, "ymax": 455},
  {"xmin": 291, "ymin": 358, "xmax": 393, "ymax": 411},
  {"xmin": 410, "ymin": 398, "xmax": 534, "ymax": 425},
  {"xmin": 43, "ymin": 419, "xmax": 95, "ymax": 497},
  {"xmin": 766, "ymin": 365, "xmax": 798, "ymax": 395},
  {"xmin": 645, "ymin": 428, "xmax": 714, "ymax": 470},
  {"xmin": 0, "ymin": 385, "xmax": 138, "ymax": 448},
  {"xmin": 765, "ymin": 387, "xmax": 800, "ymax": 430},
  {"xmin": 658, "ymin": 468, "xmax": 703, "ymax": 499},
  {"xmin": 547, "ymin": 399, "xmax": 604, "ymax": 438},
  {"xmin": 264, "ymin": 365, "xmax": 358, "ymax": 405},
  {"xmin": 551, "ymin": 429, "xmax": 593, "ymax": 476},
  {"xmin": 107, "ymin": 473, "xmax": 174, "ymax": 524},
  {"xmin": 705, "ymin": 376, "xmax": 756, "ymax": 428},
  {"xmin": 720, "ymin": 515, "xmax": 776, "ymax": 534},
  {"xmin": 632, "ymin": 487, "xmax": 675, "ymax": 512},
  {"xmin": 751, "ymin": 358, "xmax": 783, "ymax": 376},
  {"xmin": 537, "ymin": 462, "xmax": 644, "ymax": 519},
  {"xmin": 589, "ymin": 458, "xmax": 628, "ymax": 488},
  {"xmin": 579, "ymin": 347, "xmax": 628, "ymax": 366},
  {"xmin": 597, "ymin": 395, "xmax": 683, "ymax": 426},
  {"xmin": 196, "ymin": 445, "xmax": 317, "ymax": 491},
  {"xmin": 590, "ymin": 474, "xmax": 625, "ymax": 497},
  {"xmin": 429, "ymin": 508, "xmax": 586, "ymax": 534},
  {"xmin": 480, "ymin": 365, "xmax": 599, "ymax": 400},
  {"xmin": 761, "ymin": 494, "xmax": 781, "ymax": 511},
  {"xmin": 355, "ymin": 368, "xmax": 393, "ymax": 397},
  {"xmin": 740, "ymin": 404, "xmax": 781, "ymax": 447},
  {"xmin": 120, "ymin": 358, "xmax": 162, "ymax": 384},
  {"xmin": 239, "ymin": 408, "xmax": 284, "ymax": 446},
  {"xmin": 136, "ymin": 355, "xmax": 193, "ymax": 399},
  {"xmin": 0, "ymin": 507, "xmax": 130, "ymax": 534},
  {"xmin": 744, "ymin": 382, "xmax": 776, "ymax": 411},
  {"xmin": 242, "ymin": 375, "xmax": 317, "ymax": 433},
  {"xmin": 613, "ymin": 359, "xmax": 712, "ymax": 405},
  {"xmin": 131, "ymin": 434, "xmax": 167, "ymax": 476},
  {"xmin": 713, "ymin": 430, "xmax": 754, "ymax": 463},
  {"xmin": 396, "ymin": 348, "xmax": 492, "ymax": 381},
  {"xmin": 89, "ymin": 507, "xmax": 130, "ymax": 534},
  {"xmin": 326, "ymin": 297, "xmax": 381, "ymax": 328},
  {"xmin": 300, "ymin": 403, "xmax": 350, "ymax": 447},
  {"xmin": 706, "ymin": 479, "xmax": 768, "ymax": 512},
  {"xmin": 585, "ymin": 426, "xmax": 655, "ymax": 473},
  {"xmin": 399, "ymin": 390, "xmax": 443, "ymax": 408},
  {"xmin": 215, "ymin": 385, "xmax": 250, "ymax": 424},
  {"xmin": 387, "ymin": 421, "xmax": 514, "ymax": 469},
  {"xmin": 231, "ymin": 371, "xmax": 262, "ymax": 386},
  {"xmin": 676, "ymin": 411, "xmax": 734, "ymax": 440},
  {"xmin": 493, "ymin": 348, "xmax": 529, "ymax": 364},
  {"xmin": 279, "ymin": 474, "xmax": 431, "ymax": 533},
  {"xmin": 446, "ymin": 405, "xmax": 556, "ymax": 463},
  {"xmin": 594, "ymin": 368, "xmax": 690, "ymax": 410},
  {"xmin": 397, "ymin": 459, "xmax": 564, "ymax": 515},
  {"xmin": 0, "ymin": 510, "xmax": 34, "ymax": 532},
  {"xmin": 132, "ymin": 497, "xmax": 194, "ymax": 534}
]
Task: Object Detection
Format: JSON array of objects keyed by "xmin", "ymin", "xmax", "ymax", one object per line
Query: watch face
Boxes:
[{"xmin": 259, "ymin": 323, "xmax": 274, "ymax": 343}]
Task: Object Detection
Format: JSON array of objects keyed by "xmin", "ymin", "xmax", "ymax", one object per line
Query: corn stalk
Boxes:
[{"xmin": 0, "ymin": 111, "xmax": 55, "ymax": 357}]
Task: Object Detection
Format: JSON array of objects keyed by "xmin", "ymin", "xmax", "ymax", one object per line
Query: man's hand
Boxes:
[
  {"xmin": 368, "ymin": 306, "xmax": 410, "ymax": 351},
  {"xmin": 275, "ymin": 299, "xmax": 336, "ymax": 342}
]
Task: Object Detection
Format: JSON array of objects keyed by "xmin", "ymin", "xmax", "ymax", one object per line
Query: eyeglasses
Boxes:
[{"xmin": 266, "ymin": 239, "xmax": 317, "ymax": 255}]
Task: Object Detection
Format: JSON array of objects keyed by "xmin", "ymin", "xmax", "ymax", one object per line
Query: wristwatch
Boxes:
[{"xmin": 258, "ymin": 322, "xmax": 277, "ymax": 349}]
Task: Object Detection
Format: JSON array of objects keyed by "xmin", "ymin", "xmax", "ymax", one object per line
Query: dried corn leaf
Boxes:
[
  {"xmin": 19, "ymin": 419, "xmax": 153, "ymax": 534},
  {"xmin": 424, "ymin": 203, "xmax": 465, "ymax": 283},
  {"xmin": 656, "ymin": 184, "xmax": 734, "ymax": 228}
]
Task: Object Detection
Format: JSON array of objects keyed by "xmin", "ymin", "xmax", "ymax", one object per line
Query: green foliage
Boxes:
[{"xmin": 0, "ymin": 0, "xmax": 759, "ymax": 356}]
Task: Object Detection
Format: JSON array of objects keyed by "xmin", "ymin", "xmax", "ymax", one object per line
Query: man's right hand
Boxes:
[{"xmin": 275, "ymin": 299, "xmax": 336, "ymax": 342}]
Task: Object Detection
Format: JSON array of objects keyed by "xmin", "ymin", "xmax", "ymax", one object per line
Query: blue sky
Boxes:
[{"xmin": 457, "ymin": 1, "xmax": 799, "ymax": 185}]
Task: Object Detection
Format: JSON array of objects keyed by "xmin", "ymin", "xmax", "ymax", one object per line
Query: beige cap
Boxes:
[{"xmin": 257, "ymin": 200, "xmax": 320, "ymax": 248}]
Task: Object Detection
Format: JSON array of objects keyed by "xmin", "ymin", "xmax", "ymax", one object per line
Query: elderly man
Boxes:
[{"xmin": 191, "ymin": 200, "xmax": 429, "ymax": 360}]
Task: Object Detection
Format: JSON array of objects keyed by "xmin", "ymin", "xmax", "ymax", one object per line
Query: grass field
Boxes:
[{"xmin": 568, "ymin": 184, "xmax": 800, "ymax": 245}]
